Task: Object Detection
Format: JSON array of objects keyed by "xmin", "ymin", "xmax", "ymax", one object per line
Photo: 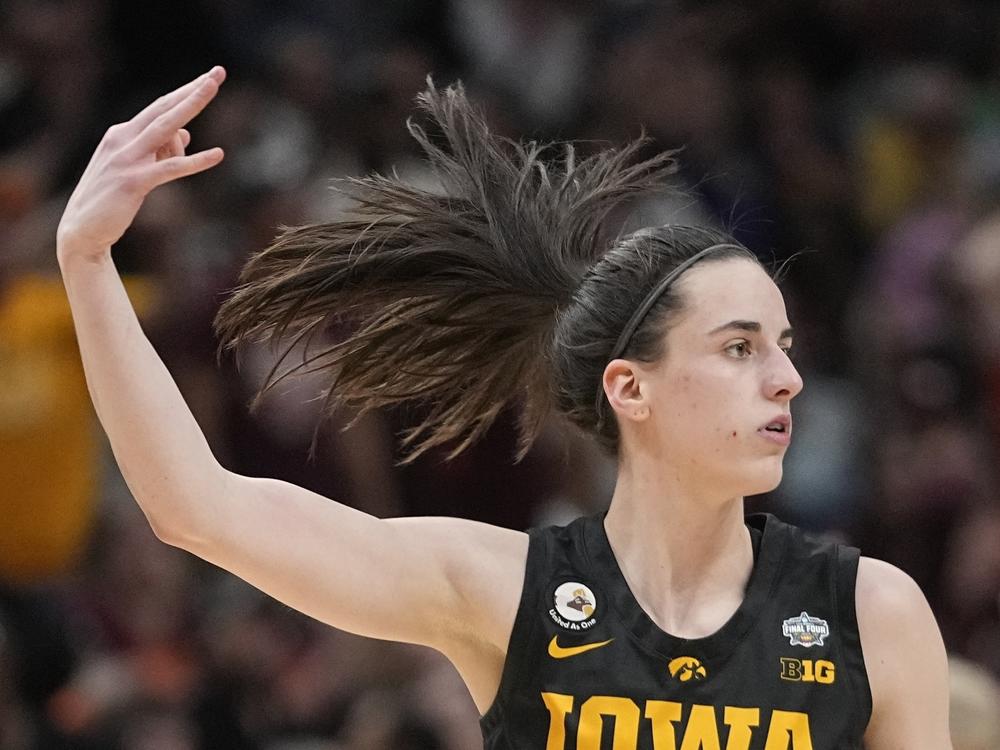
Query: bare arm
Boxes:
[
  {"xmin": 58, "ymin": 251, "xmax": 221, "ymax": 535},
  {"xmin": 183, "ymin": 477, "xmax": 525, "ymax": 646},
  {"xmin": 56, "ymin": 67, "xmax": 526, "ymax": 657},
  {"xmin": 57, "ymin": 68, "xmax": 229, "ymax": 539},
  {"xmin": 857, "ymin": 556, "xmax": 953, "ymax": 749}
]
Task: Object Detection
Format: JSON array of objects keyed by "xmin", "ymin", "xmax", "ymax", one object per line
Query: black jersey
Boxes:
[{"xmin": 479, "ymin": 510, "xmax": 872, "ymax": 749}]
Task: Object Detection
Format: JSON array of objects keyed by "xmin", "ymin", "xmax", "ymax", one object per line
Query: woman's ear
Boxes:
[{"xmin": 602, "ymin": 359, "xmax": 650, "ymax": 424}]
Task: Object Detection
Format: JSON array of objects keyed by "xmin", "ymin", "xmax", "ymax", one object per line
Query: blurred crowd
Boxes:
[{"xmin": 3, "ymin": 0, "xmax": 1000, "ymax": 748}]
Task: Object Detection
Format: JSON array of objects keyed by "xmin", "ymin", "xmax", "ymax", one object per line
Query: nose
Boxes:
[{"xmin": 765, "ymin": 348, "xmax": 804, "ymax": 401}]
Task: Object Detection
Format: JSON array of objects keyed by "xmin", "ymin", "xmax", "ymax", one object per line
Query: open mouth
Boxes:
[{"xmin": 758, "ymin": 420, "xmax": 791, "ymax": 444}]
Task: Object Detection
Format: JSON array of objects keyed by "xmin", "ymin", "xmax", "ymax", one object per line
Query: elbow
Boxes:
[
  {"xmin": 148, "ymin": 510, "xmax": 212, "ymax": 552},
  {"xmin": 144, "ymin": 506, "xmax": 194, "ymax": 548},
  {"xmin": 137, "ymin": 469, "xmax": 233, "ymax": 552},
  {"xmin": 149, "ymin": 516, "xmax": 182, "ymax": 546}
]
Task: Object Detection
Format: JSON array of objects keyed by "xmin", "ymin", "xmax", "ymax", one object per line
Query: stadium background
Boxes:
[{"xmin": 2, "ymin": 0, "xmax": 1000, "ymax": 747}]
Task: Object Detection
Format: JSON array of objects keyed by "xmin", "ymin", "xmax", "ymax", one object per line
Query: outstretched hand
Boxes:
[{"xmin": 56, "ymin": 66, "xmax": 228, "ymax": 262}]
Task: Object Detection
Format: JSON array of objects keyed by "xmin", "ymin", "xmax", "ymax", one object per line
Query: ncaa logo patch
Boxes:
[
  {"xmin": 782, "ymin": 611, "xmax": 830, "ymax": 647},
  {"xmin": 549, "ymin": 581, "xmax": 599, "ymax": 631}
]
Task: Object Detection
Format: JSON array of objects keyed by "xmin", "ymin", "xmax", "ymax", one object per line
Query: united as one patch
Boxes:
[
  {"xmin": 549, "ymin": 581, "xmax": 599, "ymax": 631},
  {"xmin": 782, "ymin": 611, "xmax": 830, "ymax": 647}
]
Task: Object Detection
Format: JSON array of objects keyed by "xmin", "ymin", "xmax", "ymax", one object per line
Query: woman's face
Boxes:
[{"xmin": 610, "ymin": 257, "xmax": 803, "ymax": 497}]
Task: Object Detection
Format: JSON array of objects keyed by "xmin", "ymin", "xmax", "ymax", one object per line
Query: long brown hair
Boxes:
[{"xmin": 214, "ymin": 79, "xmax": 756, "ymax": 463}]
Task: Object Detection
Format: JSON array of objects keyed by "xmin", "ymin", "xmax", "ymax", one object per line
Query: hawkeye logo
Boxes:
[
  {"xmin": 548, "ymin": 581, "xmax": 599, "ymax": 631},
  {"xmin": 548, "ymin": 636, "xmax": 614, "ymax": 659},
  {"xmin": 782, "ymin": 611, "xmax": 830, "ymax": 647},
  {"xmin": 667, "ymin": 656, "xmax": 707, "ymax": 682}
]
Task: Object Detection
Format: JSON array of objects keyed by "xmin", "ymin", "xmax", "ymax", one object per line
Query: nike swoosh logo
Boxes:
[{"xmin": 548, "ymin": 635, "xmax": 614, "ymax": 658}]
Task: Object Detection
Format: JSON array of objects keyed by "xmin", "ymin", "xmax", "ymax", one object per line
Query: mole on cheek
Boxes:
[{"xmin": 731, "ymin": 431, "xmax": 738, "ymax": 438}]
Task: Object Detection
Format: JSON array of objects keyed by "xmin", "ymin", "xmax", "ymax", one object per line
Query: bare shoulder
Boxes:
[
  {"xmin": 855, "ymin": 556, "xmax": 953, "ymax": 749},
  {"xmin": 384, "ymin": 515, "xmax": 530, "ymax": 650},
  {"xmin": 385, "ymin": 515, "xmax": 529, "ymax": 714},
  {"xmin": 856, "ymin": 555, "xmax": 930, "ymax": 621}
]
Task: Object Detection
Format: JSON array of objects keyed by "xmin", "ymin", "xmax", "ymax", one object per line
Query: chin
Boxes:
[{"xmin": 738, "ymin": 461, "xmax": 784, "ymax": 497}]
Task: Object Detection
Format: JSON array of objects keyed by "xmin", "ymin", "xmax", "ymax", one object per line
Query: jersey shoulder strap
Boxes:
[
  {"xmin": 772, "ymin": 516, "xmax": 873, "ymax": 739},
  {"xmin": 833, "ymin": 538, "xmax": 874, "ymax": 737},
  {"xmin": 480, "ymin": 514, "xmax": 591, "ymax": 733}
]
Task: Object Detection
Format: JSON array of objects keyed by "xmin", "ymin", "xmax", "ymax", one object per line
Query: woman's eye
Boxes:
[{"xmin": 727, "ymin": 341, "xmax": 794, "ymax": 358}]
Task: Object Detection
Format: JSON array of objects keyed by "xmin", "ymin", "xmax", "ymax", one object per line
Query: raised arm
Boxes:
[
  {"xmin": 55, "ymin": 68, "xmax": 526, "ymax": 666},
  {"xmin": 57, "ymin": 67, "xmax": 231, "ymax": 538}
]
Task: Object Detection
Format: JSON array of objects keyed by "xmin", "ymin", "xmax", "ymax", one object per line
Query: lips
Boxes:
[
  {"xmin": 759, "ymin": 414, "xmax": 791, "ymax": 434},
  {"xmin": 757, "ymin": 414, "xmax": 792, "ymax": 446}
]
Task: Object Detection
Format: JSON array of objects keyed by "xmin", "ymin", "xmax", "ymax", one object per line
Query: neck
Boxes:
[{"xmin": 603, "ymin": 457, "xmax": 755, "ymax": 639}]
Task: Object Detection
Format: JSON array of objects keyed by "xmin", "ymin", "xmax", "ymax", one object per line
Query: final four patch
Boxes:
[
  {"xmin": 549, "ymin": 581, "xmax": 599, "ymax": 631},
  {"xmin": 782, "ymin": 611, "xmax": 830, "ymax": 647}
]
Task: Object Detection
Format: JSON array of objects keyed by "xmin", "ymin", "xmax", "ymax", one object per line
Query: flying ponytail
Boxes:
[{"xmin": 213, "ymin": 78, "xmax": 681, "ymax": 463}]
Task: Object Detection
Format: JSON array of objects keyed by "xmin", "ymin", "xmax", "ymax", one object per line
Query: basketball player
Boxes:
[{"xmin": 56, "ymin": 66, "xmax": 951, "ymax": 748}]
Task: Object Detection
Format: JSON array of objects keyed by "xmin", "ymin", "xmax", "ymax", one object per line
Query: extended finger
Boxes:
[
  {"xmin": 128, "ymin": 66, "xmax": 226, "ymax": 135},
  {"xmin": 147, "ymin": 147, "xmax": 225, "ymax": 186},
  {"xmin": 126, "ymin": 77, "xmax": 222, "ymax": 159}
]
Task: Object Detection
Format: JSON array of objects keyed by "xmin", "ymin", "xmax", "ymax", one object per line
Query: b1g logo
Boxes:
[
  {"xmin": 549, "ymin": 581, "xmax": 598, "ymax": 630},
  {"xmin": 780, "ymin": 657, "xmax": 836, "ymax": 684}
]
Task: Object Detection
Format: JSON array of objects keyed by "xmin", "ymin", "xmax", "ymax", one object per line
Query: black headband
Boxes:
[{"xmin": 594, "ymin": 243, "xmax": 737, "ymax": 427}]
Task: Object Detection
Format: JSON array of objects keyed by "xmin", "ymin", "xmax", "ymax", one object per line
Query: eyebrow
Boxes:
[{"xmin": 708, "ymin": 320, "xmax": 794, "ymax": 339}]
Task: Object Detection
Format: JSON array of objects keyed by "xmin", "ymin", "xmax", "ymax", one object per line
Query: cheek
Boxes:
[
  {"xmin": 669, "ymin": 372, "xmax": 743, "ymax": 445},
  {"xmin": 711, "ymin": 428, "xmax": 741, "ymax": 450}
]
